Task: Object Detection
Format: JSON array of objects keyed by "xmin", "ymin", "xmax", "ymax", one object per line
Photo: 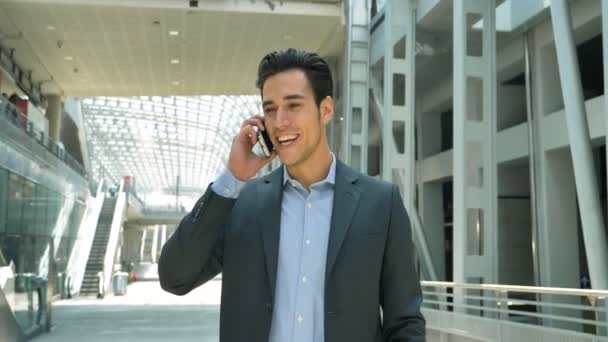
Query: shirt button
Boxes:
[
  {"xmin": 305, "ymin": 239, "xmax": 311, "ymax": 245},
  {"xmin": 297, "ymin": 315, "xmax": 304, "ymax": 324},
  {"xmin": 302, "ymin": 276, "xmax": 307, "ymax": 283},
  {"xmin": 306, "ymin": 203, "xmax": 312, "ymax": 208}
]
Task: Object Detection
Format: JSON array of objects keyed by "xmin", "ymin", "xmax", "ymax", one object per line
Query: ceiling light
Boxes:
[
  {"xmin": 171, "ymin": 81, "xmax": 180, "ymax": 86},
  {"xmin": 169, "ymin": 30, "xmax": 179, "ymax": 36},
  {"xmin": 64, "ymin": 56, "xmax": 74, "ymax": 61},
  {"xmin": 170, "ymin": 59, "xmax": 180, "ymax": 64},
  {"xmin": 283, "ymin": 34, "xmax": 293, "ymax": 40},
  {"xmin": 46, "ymin": 25, "xmax": 56, "ymax": 31}
]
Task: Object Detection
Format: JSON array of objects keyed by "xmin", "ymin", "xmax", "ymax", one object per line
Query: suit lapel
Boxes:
[
  {"xmin": 325, "ymin": 161, "xmax": 360, "ymax": 280},
  {"xmin": 258, "ymin": 167, "xmax": 283, "ymax": 297}
]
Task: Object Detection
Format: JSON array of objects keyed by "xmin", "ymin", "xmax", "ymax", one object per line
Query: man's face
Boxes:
[{"xmin": 262, "ymin": 69, "xmax": 332, "ymax": 167}]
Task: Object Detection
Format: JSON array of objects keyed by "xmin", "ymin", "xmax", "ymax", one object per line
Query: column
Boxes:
[
  {"xmin": 550, "ymin": 0, "xmax": 608, "ymax": 289},
  {"xmin": 452, "ymin": 0, "xmax": 498, "ymax": 302},
  {"xmin": 342, "ymin": 0, "xmax": 370, "ymax": 172},
  {"xmin": 382, "ymin": 0, "xmax": 416, "ymax": 208},
  {"xmin": 531, "ymin": 21, "xmax": 582, "ymax": 330},
  {"xmin": 151, "ymin": 225, "xmax": 159, "ymax": 263},
  {"xmin": 139, "ymin": 228, "xmax": 147, "ymax": 263},
  {"xmin": 45, "ymin": 94, "xmax": 62, "ymax": 143},
  {"xmin": 160, "ymin": 225, "xmax": 167, "ymax": 251}
]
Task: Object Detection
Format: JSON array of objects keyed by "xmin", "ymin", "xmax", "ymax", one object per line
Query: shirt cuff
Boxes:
[{"xmin": 211, "ymin": 168, "xmax": 246, "ymax": 199}]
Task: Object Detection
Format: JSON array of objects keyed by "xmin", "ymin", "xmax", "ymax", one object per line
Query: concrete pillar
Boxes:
[
  {"xmin": 452, "ymin": 0, "xmax": 498, "ymax": 291},
  {"xmin": 160, "ymin": 225, "xmax": 167, "ymax": 252},
  {"xmin": 139, "ymin": 228, "xmax": 147, "ymax": 263},
  {"xmin": 342, "ymin": 0, "xmax": 370, "ymax": 172},
  {"xmin": 132, "ymin": 228, "xmax": 144, "ymax": 265},
  {"xmin": 382, "ymin": 0, "xmax": 416, "ymax": 209},
  {"xmin": 151, "ymin": 225, "xmax": 159, "ymax": 263},
  {"xmin": 530, "ymin": 27, "xmax": 582, "ymax": 330},
  {"xmin": 46, "ymin": 95, "xmax": 62, "ymax": 143},
  {"xmin": 550, "ymin": 0, "xmax": 608, "ymax": 289},
  {"xmin": 452, "ymin": 0, "xmax": 498, "ymax": 315},
  {"xmin": 381, "ymin": 0, "xmax": 440, "ymax": 281}
]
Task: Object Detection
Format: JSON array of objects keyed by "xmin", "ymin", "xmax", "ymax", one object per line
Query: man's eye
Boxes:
[
  {"xmin": 264, "ymin": 108, "xmax": 276, "ymax": 114},
  {"xmin": 289, "ymin": 103, "xmax": 301, "ymax": 109}
]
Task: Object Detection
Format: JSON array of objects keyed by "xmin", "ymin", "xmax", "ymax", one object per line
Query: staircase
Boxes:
[{"xmin": 80, "ymin": 197, "xmax": 117, "ymax": 296}]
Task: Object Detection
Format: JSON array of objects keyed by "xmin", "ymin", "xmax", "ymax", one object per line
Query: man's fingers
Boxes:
[
  {"xmin": 241, "ymin": 116, "xmax": 265, "ymax": 131},
  {"xmin": 241, "ymin": 125, "xmax": 257, "ymax": 145}
]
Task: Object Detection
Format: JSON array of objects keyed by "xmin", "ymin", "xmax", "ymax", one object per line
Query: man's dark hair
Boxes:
[{"xmin": 256, "ymin": 48, "xmax": 333, "ymax": 107}]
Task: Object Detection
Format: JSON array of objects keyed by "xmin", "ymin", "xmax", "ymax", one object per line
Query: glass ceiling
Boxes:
[{"xmin": 82, "ymin": 96, "xmax": 261, "ymax": 199}]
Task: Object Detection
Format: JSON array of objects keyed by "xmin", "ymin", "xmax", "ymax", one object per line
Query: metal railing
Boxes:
[
  {"xmin": 422, "ymin": 281, "xmax": 608, "ymax": 341},
  {"xmin": 126, "ymin": 186, "xmax": 187, "ymax": 214},
  {"xmin": 0, "ymin": 97, "xmax": 86, "ymax": 177}
]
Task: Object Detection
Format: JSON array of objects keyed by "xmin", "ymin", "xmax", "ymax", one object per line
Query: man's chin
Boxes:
[{"xmin": 277, "ymin": 153, "xmax": 300, "ymax": 167}]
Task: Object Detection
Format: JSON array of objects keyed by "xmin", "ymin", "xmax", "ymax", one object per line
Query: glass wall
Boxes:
[{"xmin": 0, "ymin": 166, "xmax": 86, "ymax": 332}]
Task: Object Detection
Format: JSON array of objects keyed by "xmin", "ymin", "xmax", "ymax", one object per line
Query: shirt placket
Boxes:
[{"xmin": 293, "ymin": 188, "xmax": 315, "ymax": 341}]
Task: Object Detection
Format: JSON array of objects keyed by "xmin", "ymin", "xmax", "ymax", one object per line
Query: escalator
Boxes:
[{"xmin": 80, "ymin": 197, "xmax": 117, "ymax": 296}]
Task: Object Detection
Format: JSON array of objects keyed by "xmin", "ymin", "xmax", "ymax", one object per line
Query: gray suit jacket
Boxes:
[{"xmin": 159, "ymin": 160, "xmax": 425, "ymax": 341}]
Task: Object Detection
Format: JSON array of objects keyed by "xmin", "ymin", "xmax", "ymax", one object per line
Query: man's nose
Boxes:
[{"xmin": 275, "ymin": 107, "xmax": 290, "ymax": 127}]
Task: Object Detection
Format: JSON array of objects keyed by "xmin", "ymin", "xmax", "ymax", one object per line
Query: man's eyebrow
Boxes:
[
  {"xmin": 262, "ymin": 94, "xmax": 305, "ymax": 108},
  {"xmin": 284, "ymin": 94, "xmax": 305, "ymax": 101}
]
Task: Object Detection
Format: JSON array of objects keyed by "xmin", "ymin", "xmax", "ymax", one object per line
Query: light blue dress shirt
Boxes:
[{"xmin": 211, "ymin": 154, "xmax": 336, "ymax": 342}]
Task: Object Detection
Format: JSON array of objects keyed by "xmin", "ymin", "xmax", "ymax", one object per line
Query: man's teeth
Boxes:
[{"xmin": 278, "ymin": 134, "xmax": 298, "ymax": 143}]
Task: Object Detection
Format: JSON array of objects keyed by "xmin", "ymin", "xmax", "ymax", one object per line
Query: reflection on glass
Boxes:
[{"xmin": 0, "ymin": 166, "xmax": 86, "ymax": 333}]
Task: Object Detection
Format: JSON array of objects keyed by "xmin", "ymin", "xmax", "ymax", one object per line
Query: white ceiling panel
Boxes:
[{"xmin": 0, "ymin": 0, "xmax": 343, "ymax": 97}]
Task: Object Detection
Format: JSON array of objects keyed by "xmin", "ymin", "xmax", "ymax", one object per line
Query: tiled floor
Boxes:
[{"xmin": 33, "ymin": 278, "xmax": 222, "ymax": 342}]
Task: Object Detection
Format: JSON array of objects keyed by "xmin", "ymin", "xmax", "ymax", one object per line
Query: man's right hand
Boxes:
[{"xmin": 227, "ymin": 115, "xmax": 277, "ymax": 181}]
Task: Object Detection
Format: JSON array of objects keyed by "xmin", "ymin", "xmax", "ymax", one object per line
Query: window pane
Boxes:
[
  {"xmin": 7, "ymin": 174, "xmax": 24, "ymax": 234},
  {"xmin": 0, "ymin": 168, "xmax": 7, "ymax": 234}
]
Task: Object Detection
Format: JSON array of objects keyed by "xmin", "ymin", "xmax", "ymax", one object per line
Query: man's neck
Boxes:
[{"xmin": 286, "ymin": 145, "xmax": 333, "ymax": 189}]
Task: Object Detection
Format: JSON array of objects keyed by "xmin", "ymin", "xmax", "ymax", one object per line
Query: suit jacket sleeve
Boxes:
[
  {"xmin": 380, "ymin": 184, "xmax": 426, "ymax": 341},
  {"xmin": 158, "ymin": 184, "xmax": 235, "ymax": 295}
]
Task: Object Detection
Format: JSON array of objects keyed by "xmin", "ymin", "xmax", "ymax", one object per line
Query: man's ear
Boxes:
[{"xmin": 319, "ymin": 96, "xmax": 334, "ymax": 125}]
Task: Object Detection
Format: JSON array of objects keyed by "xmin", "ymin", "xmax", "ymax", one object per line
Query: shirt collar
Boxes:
[{"xmin": 283, "ymin": 152, "xmax": 337, "ymax": 188}]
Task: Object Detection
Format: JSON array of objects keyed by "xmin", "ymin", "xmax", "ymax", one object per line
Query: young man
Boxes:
[{"xmin": 159, "ymin": 48, "xmax": 425, "ymax": 342}]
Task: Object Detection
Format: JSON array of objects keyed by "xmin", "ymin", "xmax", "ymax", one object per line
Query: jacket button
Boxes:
[{"xmin": 265, "ymin": 302, "xmax": 272, "ymax": 311}]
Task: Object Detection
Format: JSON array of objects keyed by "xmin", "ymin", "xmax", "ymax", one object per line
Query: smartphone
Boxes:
[{"xmin": 256, "ymin": 127, "xmax": 274, "ymax": 158}]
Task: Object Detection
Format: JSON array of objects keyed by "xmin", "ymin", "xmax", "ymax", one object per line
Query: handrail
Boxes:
[
  {"xmin": 66, "ymin": 179, "xmax": 105, "ymax": 295},
  {"xmin": 126, "ymin": 186, "xmax": 188, "ymax": 216},
  {"xmin": 102, "ymin": 179, "xmax": 127, "ymax": 293},
  {"xmin": 421, "ymin": 281, "xmax": 608, "ymax": 298},
  {"xmin": 0, "ymin": 97, "xmax": 86, "ymax": 177},
  {"xmin": 421, "ymin": 280, "xmax": 608, "ymax": 339}
]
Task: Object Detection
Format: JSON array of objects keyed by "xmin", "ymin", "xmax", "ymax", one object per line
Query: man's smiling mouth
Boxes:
[{"xmin": 277, "ymin": 134, "xmax": 300, "ymax": 147}]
